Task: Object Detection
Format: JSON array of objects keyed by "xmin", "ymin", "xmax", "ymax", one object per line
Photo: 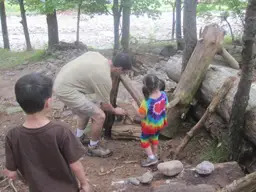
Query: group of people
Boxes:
[{"xmin": 4, "ymin": 51, "xmax": 169, "ymax": 192}]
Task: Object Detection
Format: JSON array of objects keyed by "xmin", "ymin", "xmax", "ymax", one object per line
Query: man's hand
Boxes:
[
  {"xmin": 4, "ymin": 169, "xmax": 17, "ymax": 180},
  {"xmin": 114, "ymin": 107, "xmax": 126, "ymax": 115}
]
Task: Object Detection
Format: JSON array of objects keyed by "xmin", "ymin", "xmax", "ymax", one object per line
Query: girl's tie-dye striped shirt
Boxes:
[{"xmin": 138, "ymin": 91, "xmax": 168, "ymax": 134}]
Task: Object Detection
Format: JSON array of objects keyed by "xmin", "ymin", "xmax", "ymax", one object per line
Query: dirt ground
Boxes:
[{"xmin": 0, "ymin": 48, "xmax": 223, "ymax": 192}]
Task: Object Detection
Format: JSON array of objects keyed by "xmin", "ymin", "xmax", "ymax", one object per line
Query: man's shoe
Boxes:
[
  {"xmin": 141, "ymin": 157, "xmax": 158, "ymax": 167},
  {"xmin": 87, "ymin": 144, "xmax": 113, "ymax": 158}
]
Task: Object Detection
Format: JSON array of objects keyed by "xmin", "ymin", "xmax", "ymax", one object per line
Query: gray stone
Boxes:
[
  {"xmin": 6, "ymin": 106, "xmax": 23, "ymax": 114},
  {"xmin": 127, "ymin": 177, "xmax": 140, "ymax": 186},
  {"xmin": 138, "ymin": 171, "xmax": 153, "ymax": 184},
  {"xmin": 157, "ymin": 160, "xmax": 183, "ymax": 177},
  {"xmin": 196, "ymin": 161, "xmax": 215, "ymax": 175}
]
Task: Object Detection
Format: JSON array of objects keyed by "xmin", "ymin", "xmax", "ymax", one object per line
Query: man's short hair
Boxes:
[
  {"xmin": 113, "ymin": 52, "xmax": 132, "ymax": 70},
  {"xmin": 15, "ymin": 73, "xmax": 53, "ymax": 114}
]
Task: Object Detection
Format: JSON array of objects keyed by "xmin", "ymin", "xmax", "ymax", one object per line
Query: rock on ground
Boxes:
[
  {"xmin": 138, "ymin": 171, "xmax": 153, "ymax": 184},
  {"xmin": 157, "ymin": 160, "xmax": 184, "ymax": 177},
  {"xmin": 196, "ymin": 161, "xmax": 215, "ymax": 175}
]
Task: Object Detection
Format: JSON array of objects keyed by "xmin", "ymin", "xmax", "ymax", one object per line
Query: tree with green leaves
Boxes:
[{"xmin": 0, "ymin": 0, "xmax": 10, "ymax": 49}]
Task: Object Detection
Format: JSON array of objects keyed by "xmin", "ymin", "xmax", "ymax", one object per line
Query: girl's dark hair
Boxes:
[
  {"xmin": 142, "ymin": 74, "xmax": 160, "ymax": 99},
  {"xmin": 159, "ymin": 79, "xmax": 165, "ymax": 91}
]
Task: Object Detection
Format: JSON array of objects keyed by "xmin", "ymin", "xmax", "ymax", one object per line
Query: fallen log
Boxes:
[
  {"xmin": 165, "ymin": 57, "xmax": 256, "ymax": 146},
  {"xmin": 111, "ymin": 123, "xmax": 141, "ymax": 140},
  {"xmin": 218, "ymin": 171, "xmax": 256, "ymax": 192},
  {"xmin": 173, "ymin": 77, "xmax": 235, "ymax": 159},
  {"xmin": 161, "ymin": 24, "xmax": 224, "ymax": 138},
  {"xmin": 219, "ymin": 47, "xmax": 240, "ymax": 69}
]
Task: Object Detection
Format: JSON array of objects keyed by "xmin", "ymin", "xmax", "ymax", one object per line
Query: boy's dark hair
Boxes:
[
  {"xmin": 142, "ymin": 74, "xmax": 160, "ymax": 99},
  {"xmin": 15, "ymin": 73, "xmax": 53, "ymax": 114},
  {"xmin": 159, "ymin": 79, "xmax": 165, "ymax": 91},
  {"xmin": 113, "ymin": 52, "xmax": 132, "ymax": 70}
]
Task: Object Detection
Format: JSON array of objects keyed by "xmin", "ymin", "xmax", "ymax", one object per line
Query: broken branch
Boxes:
[{"xmin": 98, "ymin": 166, "xmax": 124, "ymax": 176}]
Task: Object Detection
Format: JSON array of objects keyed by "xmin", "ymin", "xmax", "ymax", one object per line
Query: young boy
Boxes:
[{"xmin": 4, "ymin": 73, "xmax": 90, "ymax": 192}]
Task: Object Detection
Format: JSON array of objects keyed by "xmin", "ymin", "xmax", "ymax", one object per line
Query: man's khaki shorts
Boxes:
[{"xmin": 56, "ymin": 89, "xmax": 100, "ymax": 118}]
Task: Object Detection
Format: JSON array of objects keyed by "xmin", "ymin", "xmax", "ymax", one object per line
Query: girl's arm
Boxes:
[{"xmin": 132, "ymin": 100, "xmax": 146, "ymax": 119}]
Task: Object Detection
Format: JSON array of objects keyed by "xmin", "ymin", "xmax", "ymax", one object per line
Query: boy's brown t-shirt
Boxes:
[{"xmin": 5, "ymin": 121, "xmax": 85, "ymax": 192}]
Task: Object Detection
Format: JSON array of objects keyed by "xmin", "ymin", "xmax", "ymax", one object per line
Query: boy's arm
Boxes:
[
  {"xmin": 5, "ymin": 135, "xmax": 17, "ymax": 180},
  {"xmin": 69, "ymin": 160, "xmax": 90, "ymax": 192}
]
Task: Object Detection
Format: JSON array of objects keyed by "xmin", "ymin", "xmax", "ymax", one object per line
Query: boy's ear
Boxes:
[{"xmin": 44, "ymin": 98, "xmax": 52, "ymax": 109}]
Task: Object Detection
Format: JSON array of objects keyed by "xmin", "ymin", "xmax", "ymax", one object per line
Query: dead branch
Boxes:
[
  {"xmin": 173, "ymin": 77, "xmax": 235, "ymax": 159},
  {"xmin": 98, "ymin": 166, "xmax": 124, "ymax": 176},
  {"xmin": 124, "ymin": 160, "xmax": 138, "ymax": 164},
  {"xmin": 9, "ymin": 180, "xmax": 17, "ymax": 192},
  {"xmin": 0, "ymin": 178, "xmax": 7, "ymax": 185},
  {"xmin": 218, "ymin": 171, "xmax": 256, "ymax": 192},
  {"xmin": 120, "ymin": 75, "xmax": 144, "ymax": 106}
]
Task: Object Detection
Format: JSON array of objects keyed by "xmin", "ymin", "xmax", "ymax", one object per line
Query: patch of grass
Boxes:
[
  {"xmin": 0, "ymin": 49, "xmax": 47, "ymax": 69},
  {"xmin": 224, "ymin": 35, "xmax": 233, "ymax": 45},
  {"xmin": 200, "ymin": 140, "xmax": 229, "ymax": 163}
]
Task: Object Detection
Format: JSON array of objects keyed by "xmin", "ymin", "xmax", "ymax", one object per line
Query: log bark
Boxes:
[
  {"xmin": 219, "ymin": 47, "xmax": 240, "ymax": 69},
  {"xmin": 46, "ymin": 9, "xmax": 59, "ymax": 50},
  {"xmin": 165, "ymin": 58, "xmax": 256, "ymax": 146},
  {"xmin": 173, "ymin": 77, "xmax": 235, "ymax": 159},
  {"xmin": 121, "ymin": 0, "xmax": 131, "ymax": 53},
  {"xmin": 111, "ymin": 124, "xmax": 141, "ymax": 140},
  {"xmin": 112, "ymin": 0, "xmax": 122, "ymax": 56},
  {"xmin": 76, "ymin": 0, "xmax": 82, "ymax": 44},
  {"xmin": 176, "ymin": 0, "xmax": 183, "ymax": 50},
  {"xmin": 104, "ymin": 74, "xmax": 120, "ymax": 137},
  {"xmin": 120, "ymin": 74, "xmax": 144, "ymax": 106},
  {"xmin": 218, "ymin": 171, "xmax": 256, "ymax": 192},
  {"xmin": 161, "ymin": 24, "xmax": 224, "ymax": 138}
]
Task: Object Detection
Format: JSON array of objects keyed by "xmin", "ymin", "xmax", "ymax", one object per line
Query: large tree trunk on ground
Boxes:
[
  {"xmin": 165, "ymin": 59, "xmax": 256, "ymax": 146},
  {"xmin": 161, "ymin": 24, "xmax": 224, "ymax": 138},
  {"xmin": 182, "ymin": 0, "xmax": 197, "ymax": 72},
  {"xmin": 46, "ymin": 9, "xmax": 59, "ymax": 49},
  {"xmin": 228, "ymin": 0, "xmax": 256, "ymax": 161},
  {"xmin": 112, "ymin": 0, "xmax": 122, "ymax": 56},
  {"xmin": 218, "ymin": 171, "xmax": 256, "ymax": 192},
  {"xmin": 176, "ymin": 0, "xmax": 182, "ymax": 50},
  {"xmin": 0, "ymin": 0, "xmax": 10, "ymax": 49},
  {"xmin": 19, "ymin": 0, "xmax": 32, "ymax": 51},
  {"xmin": 76, "ymin": 1, "xmax": 82, "ymax": 44},
  {"xmin": 121, "ymin": 0, "xmax": 131, "ymax": 53}
]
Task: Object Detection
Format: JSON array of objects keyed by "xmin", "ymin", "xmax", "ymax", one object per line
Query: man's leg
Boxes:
[
  {"xmin": 76, "ymin": 116, "xmax": 90, "ymax": 144},
  {"xmin": 87, "ymin": 107, "xmax": 112, "ymax": 157}
]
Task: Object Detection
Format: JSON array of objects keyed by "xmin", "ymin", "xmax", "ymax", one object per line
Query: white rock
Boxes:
[
  {"xmin": 157, "ymin": 160, "xmax": 183, "ymax": 177},
  {"xmin": 128, "ymin": 177, "xmax": 140, "ymax": 186},
  {"xmin": 196, "ymin": 161, "xmax": 215, "ymax": 175}
]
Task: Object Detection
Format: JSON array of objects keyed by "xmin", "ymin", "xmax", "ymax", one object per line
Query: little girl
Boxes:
[{"xmin": 133, "ymin": 74, "xmax": 168, "ymax": 167}]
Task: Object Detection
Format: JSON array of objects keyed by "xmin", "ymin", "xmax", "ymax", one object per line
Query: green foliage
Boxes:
[
  {"xmin": 223, "ymin": 35, "xmax": 233, "ymax": 45},
  {"xmin": 0, "ymin": 49, "xmax": 46, "ymax": 69},
  {"xmin": 200, "ymin": 140, "xmax": 229, "ymax": 163},
  {"xmin": 132, "ymin": 0, "xmax": 162, "ymax": 18}
]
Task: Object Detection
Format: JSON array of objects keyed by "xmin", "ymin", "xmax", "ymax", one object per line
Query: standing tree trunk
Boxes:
[
  {"xmin": 76, "ymin": 0, "xmax": 82, "ymax": 44},
  {"xmin": 161, "ymin": 24, "xmax": 224, "ymax": 138},
  {"xmin": 228, "ymin": 0, "xmax": 256, "ymax": 161},
  {"xmin": 19, "ymin": 0, "xmax": 32, "ymax": 50},
  {"xmin": 0, "ymin": 0, "xmax": 10, "ymax": 49},
  {"xmin": 176, "ymin": 0, "xmax": 182, "ymax": 50},
  {"xmin": 112, "ymin": 0, "xmax": 122, "ymax": 56},
  {"xmin": 182, "ymin": 0, "xmax": 197, "ymax": 72},
  {"xmin": 46, "ymin": 9, "xmax": 59, "ymax": 49},
  {"xmin": 121, "ymin": 0, "xmax": 131, "ymax": 53},
  {"xmin": 171, "ymin": 2, "xmax": 176, "ymax": 40}
]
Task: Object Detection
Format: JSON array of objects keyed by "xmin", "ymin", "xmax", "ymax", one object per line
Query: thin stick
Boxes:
[
  {"xmin": 98, "ymin": 166, "xmax": 124, "ymax": 176},
  {"xmin": 9, "ymin": 180, "xmax": 18, "ymax": 192}
]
